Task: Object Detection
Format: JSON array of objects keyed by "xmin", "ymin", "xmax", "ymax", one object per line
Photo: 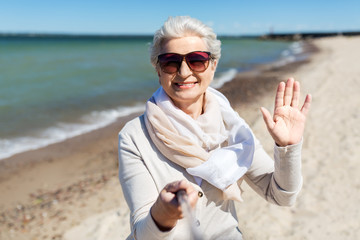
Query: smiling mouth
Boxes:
[{"xmin": 175, "ymin": 82, "xmax": 198, "ymax": 87}]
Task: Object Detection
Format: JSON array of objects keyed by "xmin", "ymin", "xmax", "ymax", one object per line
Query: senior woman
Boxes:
[{"xmin": 118, "ymin": 16, "xmax": 311, "ymax": 239}]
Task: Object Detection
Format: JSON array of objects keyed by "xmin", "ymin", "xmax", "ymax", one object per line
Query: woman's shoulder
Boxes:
[
  {"xmin": 118, "ymin": 114, "xmax": 154, "ymax": 156},
  {"xmin": 119, "ymin": 114, "xmax": 146, "ymax": 137}
]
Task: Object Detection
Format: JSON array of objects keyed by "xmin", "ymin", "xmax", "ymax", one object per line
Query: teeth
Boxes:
[{"xmin": 177, "ymin": 83, "xmax": 195, "ymax": 86}]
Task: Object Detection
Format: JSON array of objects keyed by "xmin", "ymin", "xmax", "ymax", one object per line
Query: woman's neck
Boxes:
[{"xmin": 173, "ymin": 94, "xmax": 205, "ymax": 119}]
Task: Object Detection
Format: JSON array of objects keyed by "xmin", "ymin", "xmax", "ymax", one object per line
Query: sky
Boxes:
[{"xmin": 1, "ymin": 0, "xmax": 359, "ymax": 36}]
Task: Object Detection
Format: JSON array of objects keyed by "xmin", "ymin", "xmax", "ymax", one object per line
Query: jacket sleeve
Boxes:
[
  {"xmin": 244, "ymin": 138, "xmax": 303, "ymax": 206},
  {"xmin": 118, "ymin": 130, "xmax": 176, "ymax": 239}
]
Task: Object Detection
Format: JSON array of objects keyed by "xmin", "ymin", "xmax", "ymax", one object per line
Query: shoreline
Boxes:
[
  {"xmin": 0, "ymin": 39, "xmax": 313, "ymax": 167},
  {"xmin": 1, "ymin": 39, "xmax": 319, "ymax": 239},
  {"xmin": 0, "ymin": 112, "xmax": 141, "ymax": 179},
  {"xmin": 221, "ymin": 39, "xmax": 318, "ymax": 125},
  {"xmin": 0, "ymin": 38, "xmax": 305, "ymax": 162}
]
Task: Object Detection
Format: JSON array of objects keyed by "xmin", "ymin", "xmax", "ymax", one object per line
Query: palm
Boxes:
[{"xmin": 261, "ymin": 78, "xmax": 311, "ymax": 146}]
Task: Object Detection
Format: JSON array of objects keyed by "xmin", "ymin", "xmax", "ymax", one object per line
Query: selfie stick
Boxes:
[{"xmin": 176, "ymin": 190, "xmax": 203, "ymax": 240}]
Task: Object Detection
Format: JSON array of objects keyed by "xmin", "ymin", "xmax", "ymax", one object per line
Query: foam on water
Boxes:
[
  {"xmin": 211, "ymin": 41, "xmax": 305, "ymax": 89},
  {"xmin": 0, "ymin": 104, "xmax": 145, "ymax": 160},
  {"xmin": 275, "ymin": 41, "xmax": 306, "ymax": 67},
  {"xmin": 211, "ymin": 68, "xmax": 238, "ymax": 89}
]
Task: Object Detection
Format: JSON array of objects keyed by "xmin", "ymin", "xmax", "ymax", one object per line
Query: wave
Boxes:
[
  {"xmin": 210, "ymin": 41, "xmax": 307, "ymax": 89},
  {"xmin": 211, "ymin": 68, "xmax": 238, "ymax": 89},
  {"xmin": 0, "ymin": 104, "xmax": 145, "ymax": 160},
  {"xmin": 275, "ymin": 41, "xmax": 307, "ymax": 67}
]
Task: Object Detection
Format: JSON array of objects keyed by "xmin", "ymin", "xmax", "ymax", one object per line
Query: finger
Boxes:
[
  {"xmin": 178, "ymin": 180, "xmax": 199, "ymax": 208},
  {"xmin": 160, "ymin": 187, "xmax": 176, "ymax": 201},
  {"xmin": 291, "ymin": 81, "xmax": 300, "ymax": 108},
  {"xmin": 260, "ymin": 107, "xmax": 275, "ymax": 130},
  {"xmin": 188, "ymin": 190, "xmax": 199, "ymax": 209},
  {"xmin": 274, "ymin": 81, "xmax": 285, "ymax": 111},
  {"xmin": 178, "ymin": 179, "xmax": 192, "ymax": 194},
  {"xmin": 301, "ymin": 94, "xmax": 312, "ymax": 116},
  {"xmin": 284, "ymin": 78, "xmax": 294, "ymax": 106},
  {"xmin": 165, "ymin": 181, "xmax": 182, "ymax": 193},
  {"xmin": 177, "ymin": 180, "xmax": 195, "ymax": 201},
  {"xmin": 162, "ymin": 182, "xmax": 185, "ymax": 209}
]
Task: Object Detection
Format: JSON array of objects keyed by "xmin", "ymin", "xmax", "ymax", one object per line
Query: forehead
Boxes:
[{"xmin": 160, "ymin": 36, "xmax": 207, "ymax": 54}]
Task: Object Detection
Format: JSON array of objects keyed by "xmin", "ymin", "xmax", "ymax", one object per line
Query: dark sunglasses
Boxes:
[{"xmin": 157, "ymin": 51, "xmax": 212, "ymax": 74}]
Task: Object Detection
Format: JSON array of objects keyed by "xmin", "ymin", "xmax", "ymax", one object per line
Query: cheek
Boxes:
[{"xmin": 158, "ymin": 74, "xmax": 172, "ymax": 86}]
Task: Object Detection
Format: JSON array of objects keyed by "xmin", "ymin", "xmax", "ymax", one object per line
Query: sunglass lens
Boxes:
[
  {"xmin": 186, "ymin": 52, "xmax": 210, "ymax": 72},
  {"xmin": 158, "ymin": 53, "xmax": 182, "ymax": 73}
]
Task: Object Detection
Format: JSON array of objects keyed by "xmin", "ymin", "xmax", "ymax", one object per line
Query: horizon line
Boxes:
[{"xmin": 1, "ymin": 30, "xmax": 360, "ymax": 39}]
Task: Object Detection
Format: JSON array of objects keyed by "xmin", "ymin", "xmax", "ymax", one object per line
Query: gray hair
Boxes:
[{"xmin": 149, "ymin": 16, "xmax": 221, "ymax": 67}]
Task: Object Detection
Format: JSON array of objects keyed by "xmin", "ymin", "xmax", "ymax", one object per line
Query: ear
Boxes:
[
  {"xmin": 157, "ymin": 70, "xmax": 161, "ymax": 84},
  {"xmin": 211, "ymin": 59, "xmax": 218, "ymax": 71},
  {"xmin": 155, "ymin": 65, "xmax": 161, "ymax": 77}
]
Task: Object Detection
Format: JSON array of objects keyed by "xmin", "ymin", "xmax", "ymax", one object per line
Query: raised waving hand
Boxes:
[{"xmin": 260, "ymin": 78, "xmax": 312, "ymax": 147}]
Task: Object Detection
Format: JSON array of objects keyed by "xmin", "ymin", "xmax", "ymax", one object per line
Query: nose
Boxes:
[{"xmin": 177, "ymin": 57, "xmax": 192, "ymax": 77}]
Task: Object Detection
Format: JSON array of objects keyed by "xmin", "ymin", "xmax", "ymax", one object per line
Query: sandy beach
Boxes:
[{"xmin": 1, "ymin": 36, "xmax": 359, "ymax": 240}]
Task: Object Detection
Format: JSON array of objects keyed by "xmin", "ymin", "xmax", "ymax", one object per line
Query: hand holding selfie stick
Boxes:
[{"xmin": 176, "ymin": 190, "xmax": 203, "ymax": 240}]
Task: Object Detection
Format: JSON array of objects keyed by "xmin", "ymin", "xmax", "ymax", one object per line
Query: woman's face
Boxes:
[{"xmin": 157, "ymin": 36, "xmax": 217, "ymax": 111}]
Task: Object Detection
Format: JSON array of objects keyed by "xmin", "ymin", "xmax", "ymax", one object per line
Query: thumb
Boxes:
[{"xmin": 260, "ymin": 107, "xmax": 275, "ymax": 130}]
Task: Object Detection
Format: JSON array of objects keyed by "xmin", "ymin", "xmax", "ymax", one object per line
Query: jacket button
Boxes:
[
  {"xmin": 195, "ymin": 219, "xmax": 200, "ymax": 226},
  {"xmin": 198, "ymin": 191, "xmax": 203, "ymax": 198}
]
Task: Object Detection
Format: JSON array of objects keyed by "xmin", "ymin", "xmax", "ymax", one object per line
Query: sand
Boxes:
[
  {"xmin": 0, "ymin": 36, "xmax": 359, "ymax": 240},
  {"xmin": 236, "ymin": 36, "xmax": 360, "ymax": 240}
]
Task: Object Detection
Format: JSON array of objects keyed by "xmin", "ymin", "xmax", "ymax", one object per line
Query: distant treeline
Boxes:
[
  {"xmin": 0, "ymin": 33, "xmax": 154, "ymax": 41},
  {"xmin": 1, "ymin": 31, "xmax": 359, "ymax": 41},
  {"xmin": 260, "ymin": 31, "xmax": 360, "ymax": 40}
]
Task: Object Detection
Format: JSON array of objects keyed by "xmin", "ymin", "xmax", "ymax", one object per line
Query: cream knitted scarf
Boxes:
[{"xmin": 144, "ymin": 87, "xmax": 254, "ymax": 202}]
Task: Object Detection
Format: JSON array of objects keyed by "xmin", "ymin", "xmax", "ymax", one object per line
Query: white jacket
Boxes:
[{"xmin": 118, "ymin": 115, "xmax": 302, "ymax": 240}]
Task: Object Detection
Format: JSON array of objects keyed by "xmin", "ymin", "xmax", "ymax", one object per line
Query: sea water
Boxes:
[{"xmin": 0, "ymin": 36, "xmax": 304, "ymax": 159}]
